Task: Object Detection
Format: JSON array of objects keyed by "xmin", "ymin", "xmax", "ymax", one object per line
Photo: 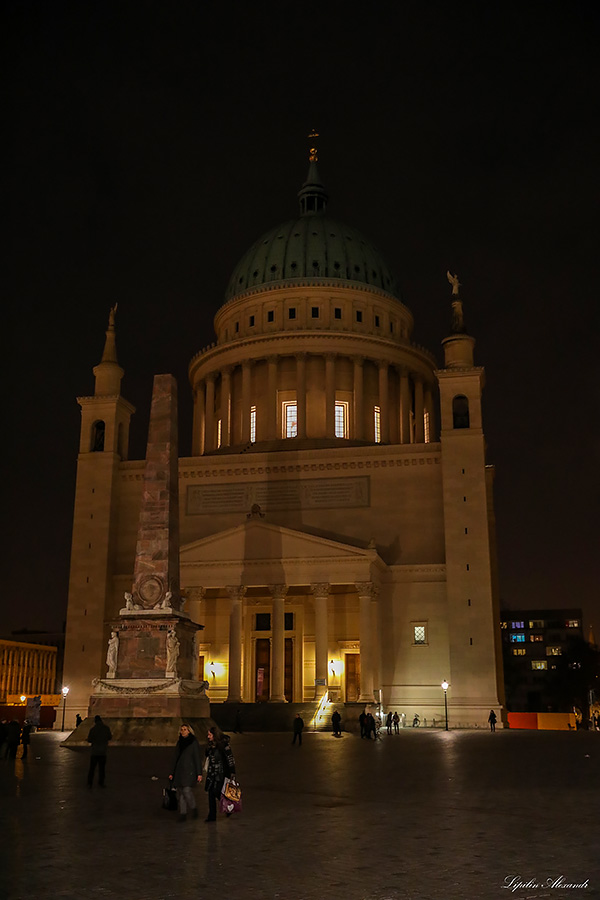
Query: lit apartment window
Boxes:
[
  {"xmin": 546, "ymin": 646, "xmax": 562, "ymax": 656},
  {"xmin": 566, "ymin": 619, "xmax": 580, "ymax": 628},
  {"xmin": 512, "ymin": 648, "xmax": 526, "ymax": 656},
  {"xmin": 424, "ymin": 410, "xmax": 430, "ymax": 443},
  {"xmin": 531, "ymin": 660, "xmax": 547, "ymax": 670},
  {"xmin": 334, "ymin": 401, "xmax": 348, "ymax": 438},
  {"xmin": 529, "ymin": 619, "xmax": 545, "ymax": 628},
  {"xmin": 217, "ymin": 419, "xmax": 222, "ymax": 449},
  {"xmin": 282, "ymin": 401, "xmax": 297, "ymax": 438},
  {"xmin": 413, "ymin": 624, "xmax": 427, "ymax": 645},
  {"xmin": 529, "ymin": 634, "xmax": 544, "ymax": 642},
  {"xmin": 374, "ymin": 406, "xmax": 381, "ymax": 443},
  {"xmin": 250, "ymin": 405, "xmax": 256, "ymax": 443},
  {"xmin": 511, "ymin": 621, "xmax": 525, "ymax": 629},
  {"xmin": 510, "ymin": 634, "xmax": 525, "ymax": 643}
]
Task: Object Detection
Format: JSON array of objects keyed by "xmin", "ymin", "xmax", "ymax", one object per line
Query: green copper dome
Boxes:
[{"xmin": 225, "ymin": 162, "xmax": 400, "ymax": 302}]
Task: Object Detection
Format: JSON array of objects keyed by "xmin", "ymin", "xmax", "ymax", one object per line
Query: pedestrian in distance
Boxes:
[
  {"xmin": 365, "ymin": 712, "xmax": 376, "ymax": 740},
  {"xmin": 169, "ymin": 723, "xmax": 203, "ymax": 822},
  {"xmin": 233, "ymin": 708, "xmax": 243, "ymax": 734},
  {"xmin": 75, "ymin": 713, "xmax": 83, "ymax": 728},
  {"xmin": 204, "ymin": 725, "xmax": 235, "ymax": 822},
  {"xmin": 21, "ymin": 720, "xmax": 33, "ymax": 759},
  {"xmin": 359, "ymin": 709, "xmax": 367, "ymax": 738},
  {"xmin": 386, "ymin": 711, "xmax": 393, "ymax": 735},
  {"xmin": 86, "ymin": 714, "xmax": 112, "ymax": 787},
  {"xmin": 0, "ymin": 719, "xmax": 9, "ymax": 757},
  {"xmin": 488, "ymin": 709, "xmax": 497, "ymax": 732},
  {"xmin": 6, "ymin": 720, "xmax": 21, "ymax": 759},
  {"xmin": 331, "ymin": 709, "xmax": 342, "ymax": 737},
  {"xmin": 292, "ymin": 713, "xmax": 304, "ymax": 746},
  {"xmin": 393, "ymin": 711, "xmax": 400, "ymax": 734}
]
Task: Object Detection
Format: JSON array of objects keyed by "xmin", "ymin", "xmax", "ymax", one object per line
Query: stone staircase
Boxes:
[{"xmin": 211, "ymin": 700, "xmax": 362, "ymax": 734}]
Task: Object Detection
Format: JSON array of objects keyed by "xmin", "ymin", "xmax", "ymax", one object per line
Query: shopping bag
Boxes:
[
  {"xmin": 222, "ymin": 776, "xmax": 242, "ymax": 803},
  {"xmin": 162, "ymin": 784, "xmax": 178, "ymax": 811},
  {"xmin": 219, "ymin": 792, "xmax": 242, "ymax": 814}
]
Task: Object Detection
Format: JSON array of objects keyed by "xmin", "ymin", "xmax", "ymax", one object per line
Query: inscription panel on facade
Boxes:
[{"xmin": 186, "ymin": 476, "xmax": 370, "ymax": 515}]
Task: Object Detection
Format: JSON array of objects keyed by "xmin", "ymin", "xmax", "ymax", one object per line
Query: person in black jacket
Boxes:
[
  {"xmin": 21, "ymin": 720, "xmax": 33, "ymax": 759},
  {"xmin": 204, "ymin": 726, "xmax": 235, "ymax": 822},
  {"xmin": 169, "ymin": 724, "xmax": 203, "ymax": 822},
  {"xmin": 6, "ymin": 720, "xmax": 21, "ymax": 759},
  {"xmin": 86, "ymin": 715, "xmax": 112, "ymax": 787},
  {"xmin": 292, "ymin": 713, "xmax": 304, "ymax": 746}
]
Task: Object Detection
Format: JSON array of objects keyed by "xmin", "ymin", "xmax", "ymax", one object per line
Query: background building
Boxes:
[{"xmin": 63, "ymin": 158, "xmax": 505, "ymax": 728}]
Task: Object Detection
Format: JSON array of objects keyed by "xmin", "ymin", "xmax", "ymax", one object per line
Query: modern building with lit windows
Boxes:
[
  {"xmin": 63, "ymin": 154, "xmax": 505, "ymax": 728},
  {"xmin": 500, "ymin": 609, "xmax": 584, "ymax": 712}
]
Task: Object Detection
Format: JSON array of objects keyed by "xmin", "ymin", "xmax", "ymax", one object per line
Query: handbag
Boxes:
[{"xmin": 162, "ymin": 784, "xmax": 178, "ymax": 811}]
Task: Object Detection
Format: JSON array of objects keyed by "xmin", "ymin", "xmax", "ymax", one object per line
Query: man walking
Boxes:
[
  {"xmin": 292, "ymin": 713, "xmax": 304, "ymax": 746},
  {"xmin": 87, "ymin": 715, "xmax": 112, "ymax": 787}
]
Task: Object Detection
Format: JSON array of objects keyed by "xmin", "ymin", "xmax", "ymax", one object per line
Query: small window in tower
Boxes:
[
  {"xmin": 291, "ymin": 262, "xmax": 297, "ymax": 270},
  {"xmin": 235, "ymin": 322, "xmax": 239, "ymax": 333},
  {"xmin": 249, "ymin": 315, "xmax": 255, "ymax": 327},
  {"xmin": 412, "ymin": 623, "xmax": 428, "ymax": 645},
  {"xmin": 333, "ymin": 261, "xmax": 340, "ymax": 270},
  {"xmin": 91, "ymin": 420, "xmax": 105, "ymax": 452},
  {"xmin": 311, "ymin": 307, "xmax": 319, "ymax": 318},
  {"xmin": 390, "ymin": 321, "xmax": 394, "ymax": 333},
  {"xmin": 250, "ymin": 405, "xmax": 256, "ymax": 443},
  {"xmin": 270, "ymin": 265, "xmax": 277, "ymax": 273},
  {"xmin": 374, "ymin": 406, "xmax": 381, "ymax": 443},
  {"xmin": 356, "ymin": 310, "xmax": 363, "ymax": 323},
  {"xmin": 334, "ymin": 307, "xmax": 342, "ymax": 319},
  {"xmin": 267, "ymin": 310, "xmax": 274, "ymax": 322},
  {"xmin": 335, "ymin": 401, "xmax": 348, "ymax": 439},
  {"xmin": 375, "ymin": 315, "xmax": 380, "ymax": 327},
  {"xmin": 353, "ymin": 264, "xmax": 360, "ymax": 273},
  {"xmin": 424, "ymin": 411, "xmax": 430, "ymax": 443},
  {"xmin": 452, "ymin": 395, "xmax": 470, "ymax": 428},
  {"xmin": 288, "ymin": 308, "xmax": 296, "ymax": 320},
  {"xmin": 282, "ymin": 401, "xmax": 298, "ymax": 438}
]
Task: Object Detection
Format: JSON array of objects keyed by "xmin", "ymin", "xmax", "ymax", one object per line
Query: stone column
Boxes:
[
  {"xmin": 226, "ymin": 585, "xmax": 247, "ymax": 702},
  {"xmin": 356, "ymin": 582, "xmax": 377, "ymax": 702},
  {"xmin": 378, "ymin": 361, "xmax": 390, "ymax": 443},
  {"xmin": 241, "ymin": 361, "xmax": 252, "ymax": 444},
  {"xmin": 192, "ymin": 385, "xmax": 205, "ymax": 456},
  {"xmin": 424, "ymin": 384, "xmax": 433, "ymax": 442},
  {"xmin": 267, "ymin": 356, "xmax": 278, "ymax": 440},
  {"xmin": 414, "ymin": 376, "xmax": 425, "ymax": 443},
  {"xmin": 269, "ymin": 584, "xmax": 288, "ymax": 702},
  {"xmin": 204, "ymin": 374, "xmax": 216, "ymax": 452},
  {"xmin": 311, "ymin": 583, "xmax": 330, "ymax": 699},
  {"xmin": 296, "ymin": 353, "xmax": 307, "ymax": 439},
  {"xmin": 399, "ymin": 367, "xmax": 411, "ymax": 444},
  {"xmin": 325, "ymin": 354, "xmax": 336, "ymax": 437},
  {"xmin": 353, "ymin": 356, "xmax": 364, "ymax": 440},
  {"xmin": 220, "ymin": 366, "xmax": 233, "ymax": 447}
]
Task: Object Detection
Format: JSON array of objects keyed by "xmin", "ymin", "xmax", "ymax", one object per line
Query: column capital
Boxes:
[
  {"xmin": 221, "ymin": 365, "xmax": 234, "ymax": 377},
  {"xmin": 242, "ymin": 358, "xmax": 253, "ymax": 371},
  {"xmin": 351, "ymin": 355, "xmax": 365, "ymax": 367},
  {"xmin": 355, "ymin": 582, "xmax": 379, "ymax": 600},
  {"xmin": 269, "ymin": 584, "xmax": 288, "ymax": 601},
  {"xmin": 311, "ymin": 583, "xmax": 330, "ymax": 601},
  {"xmin": 205, "ymin": 371, "xmax": 217, "ymax": 384},
  {"xmin": 184, "ymin": 587, "xmax": 206, "ymax": 603},
  {"xmin": 226, "ymin": 585, "xmax": 247, "ymax": 602},
  {"xmin": 295, "ymin": 351, "xmax": 308, "ymax": 361}
]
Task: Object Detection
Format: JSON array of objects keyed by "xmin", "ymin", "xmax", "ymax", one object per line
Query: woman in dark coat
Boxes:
[
  {"xmin": 169, "ymin": 724, "xmax": 203, "ymax": 822},
  {"xmin": 204, "ymin": 726, "xmax": 235, "ymax": 822}
]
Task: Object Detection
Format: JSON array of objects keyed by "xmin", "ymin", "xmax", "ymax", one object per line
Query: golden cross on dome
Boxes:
[{"xmin": 308, "ymin": 129, "xmax": 319, "ymax": 162}]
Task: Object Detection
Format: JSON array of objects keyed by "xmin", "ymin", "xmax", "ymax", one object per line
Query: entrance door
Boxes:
[
  {"xmin": 284, "ymin": 638, "xmax": 293, "ymax": 702},
  {"xmin": 345, "ymin": 654, "xmax": 360, "ymax": 702},
  {"xmin": 255, "ymin": 639, "xmax": 270, "ymax": 701}
]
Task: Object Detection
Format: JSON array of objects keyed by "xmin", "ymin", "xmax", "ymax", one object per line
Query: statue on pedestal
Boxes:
[
  {"xmin": 106, "ymin": 631, "xmax": 119, "ymax": 679},
  {"xmin": 165, "ymin": 628, "xmax": 180, "ymax": 676}
]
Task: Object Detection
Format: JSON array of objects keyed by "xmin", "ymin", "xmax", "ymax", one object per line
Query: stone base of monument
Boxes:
[{"xmin": 62, "ymin": 678, "xmax": 213, "ymax": 746}]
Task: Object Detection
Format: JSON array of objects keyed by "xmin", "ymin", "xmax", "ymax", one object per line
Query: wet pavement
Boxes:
[{"xmin": 1, "ymin": 727, "xmax": 599, "ymax": 900}]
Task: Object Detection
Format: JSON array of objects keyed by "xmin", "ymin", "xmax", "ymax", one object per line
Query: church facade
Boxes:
[{"xmin": 63, "ymin": 158, "xmax": 505, "ymax": 727}]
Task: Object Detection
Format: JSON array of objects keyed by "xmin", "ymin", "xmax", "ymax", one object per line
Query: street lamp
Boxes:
[
  {"xmin": 441, "ymin": 680, "xmax": 449, "ymax": 731},
  {"xmin": 61, "ymin": 686, "xmax": 69, "ymax": 731}
]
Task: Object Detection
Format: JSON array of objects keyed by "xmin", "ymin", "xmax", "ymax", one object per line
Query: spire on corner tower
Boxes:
[
  {"xmin": 93, "ymin": 304, "xmax": 124, "ymax": 395},
  {"xmin": 442, "ymin": 272, "xmax": 475, "ymax": 369}
]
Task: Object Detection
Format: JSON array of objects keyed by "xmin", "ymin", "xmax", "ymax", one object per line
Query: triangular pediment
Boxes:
[{"xmin": 180, "ymin": 519, "xmax": 382, "ymax": 587}]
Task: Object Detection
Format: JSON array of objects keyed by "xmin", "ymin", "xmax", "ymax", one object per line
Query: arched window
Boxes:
[
  {"xmin": 91, "ymin": 420, "xmax": 105, "ymax": 451},
  {"xmin": 452, "ymin": 395, "xmax": 470, "ymax": 429}
]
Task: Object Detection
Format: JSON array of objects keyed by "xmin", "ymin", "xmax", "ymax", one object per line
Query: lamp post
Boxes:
[
  {"xmin": 61, "ymin": 686, "xmax": 69, "ymax": 731},
  {"xmin": 441, "ymin": 680, "xmax": 449, "ymax": 731}
]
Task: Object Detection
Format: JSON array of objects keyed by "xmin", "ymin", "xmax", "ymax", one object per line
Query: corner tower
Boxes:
[
  {"xmin": 436, "ymin": 279, "xmax": 505, "ymax": 723},
  {"xmin": 63, "ymin": 307, "xmax": 135, "ymax": 718}
]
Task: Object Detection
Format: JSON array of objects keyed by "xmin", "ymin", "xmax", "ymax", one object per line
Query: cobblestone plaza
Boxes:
[{"xmin": 1, "ymin": 728, "xmax": 598, "ymax": 900}]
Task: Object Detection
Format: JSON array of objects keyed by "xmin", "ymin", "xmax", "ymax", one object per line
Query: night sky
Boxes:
[{"xmin": 4, "ymin": 2, "xmax": 599, "ymax": 637}]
